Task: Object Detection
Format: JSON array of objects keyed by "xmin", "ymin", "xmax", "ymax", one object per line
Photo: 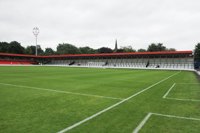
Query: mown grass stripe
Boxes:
[
  {"xmin": 57, "ymin": 71, "xmax": 181, "ymax": 133},
  {"xmin": 0, "ymin": 82, "xmax": 122, "ymax": 100}
]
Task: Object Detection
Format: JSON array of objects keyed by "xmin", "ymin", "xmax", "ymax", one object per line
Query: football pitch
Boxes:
[{"xmin": 0, "ymin": 66, "xmax": 200, "ymax": 133}]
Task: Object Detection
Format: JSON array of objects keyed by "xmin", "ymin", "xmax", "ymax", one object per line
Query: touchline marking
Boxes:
[
  {"xmin": 133, "ymin": 112, "xmax": 200, "ymax": 133},
  {"xmin": 163, "ymin": 83, "xmax": 176, "ymax": 98},
  {"xmin": 57, "ymin": 71, "xmax": 181, "ymax": 133},
  {"xmin": 0, "ymin": 82, "xmax": 122, "ymax": 100}
]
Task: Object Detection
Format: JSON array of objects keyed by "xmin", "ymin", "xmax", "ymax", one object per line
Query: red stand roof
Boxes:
[{"xmin": 0, "ymin": 51, "xmax": 193, "ymax": 58}]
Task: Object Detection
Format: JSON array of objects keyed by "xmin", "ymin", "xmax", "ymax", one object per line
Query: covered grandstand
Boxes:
[
  {"xmin": 0, "ymin": 53, "xmax": 38, "ymax": 65},
  {"xmin": 0, "ymin": 51, "xmax": 194, "ymax": 70}
]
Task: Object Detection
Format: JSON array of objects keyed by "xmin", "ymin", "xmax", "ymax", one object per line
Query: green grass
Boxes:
[
  {"xmin": 140, "ymin": 115, "xmax": 200, "ymax": 133},
  {"xmin": 0, "ymin": 66, "xmax": 199, "ymax": 133},
  {"xmin": 167, "ymin": 84, "xmax": 200, "ymax": 100}
]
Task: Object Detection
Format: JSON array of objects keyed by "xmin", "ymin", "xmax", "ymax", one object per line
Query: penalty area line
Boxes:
[
  {"xmin": 133, "ymin": 112, "xmax": 200, "ymax": 133},
  {"xmin": 163, "ymin": 83, "xmax": 200, "ymax": 102},
  {"xmin": 57, "ymin": 71, "xmax": 181, "ymax": 133},
  {"xmin": 0, "ymin": 82, "xmax": 122, "ymax": 100},
  {"xmin": 175, "ymin": 83, "xmax": 200, "ymax": 85},
  {"xmin": 163, "ymin": 83, "xmax": 176, "ymax": 98},
  {"xmin": 165, "ymin": 97, "xmax": 200, "ymax": 102}
]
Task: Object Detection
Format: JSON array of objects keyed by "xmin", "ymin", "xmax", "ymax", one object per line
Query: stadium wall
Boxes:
[{"xmin": 0, "ymin": 51, "xmax": 195, "ymax": 71}]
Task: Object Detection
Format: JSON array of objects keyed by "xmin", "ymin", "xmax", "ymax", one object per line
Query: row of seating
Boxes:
[{"xmin": 48, "ymin": 58, "xmax": 194, "ymax": 70}]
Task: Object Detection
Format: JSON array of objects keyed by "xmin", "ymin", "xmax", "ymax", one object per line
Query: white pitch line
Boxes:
[
  {"xmin": 133, "ymin": 113, "xmax": 152, "ymax": 133},
  {"xmin": 163, "ymin": 83, "xmax": 176, "ymax": 98},
  {"xmin": 57, "ymin": 71, "xmax": 181, "ymax": 133},
  {"xmin": 165, "ymin": 97, "xmax": 200, "ymax": 102},
  {"xmin": 175, "ymin": 83, "xmax": 200, "ymax": 85},
  {"xmin": 0, "ymin": 82, "xmax": 122, "ymax": 100},
  {"xmin": 163, "ymin": 83, "xmax": 200, "ymax": 102},
  {"xmin": 151, "ymin": 112, "xmax": 200, "ymax": 121},
  {"xmin": 133, "ymin": 112, "xmax": 200, "ymax": 133}
]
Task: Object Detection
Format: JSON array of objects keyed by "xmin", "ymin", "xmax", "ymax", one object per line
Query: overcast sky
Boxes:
[{"xmin": 0, "ymin": 0, "xmax": 200, "ymax": 51}]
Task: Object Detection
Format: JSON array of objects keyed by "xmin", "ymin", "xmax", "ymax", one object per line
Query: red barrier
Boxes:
[{"xmin": 0, "ymin": 60, "xmax": 37, "ymax": 65}]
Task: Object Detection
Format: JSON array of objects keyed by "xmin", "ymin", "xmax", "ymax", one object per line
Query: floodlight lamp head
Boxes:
[{"xmin": 33, "ymin": 27, "xmax": 39, "ymax": 36}]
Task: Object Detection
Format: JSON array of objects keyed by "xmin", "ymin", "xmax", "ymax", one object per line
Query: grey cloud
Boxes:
[{"xmin": 0, "ymin": 0, "xmax": 200, "ymax": 50}]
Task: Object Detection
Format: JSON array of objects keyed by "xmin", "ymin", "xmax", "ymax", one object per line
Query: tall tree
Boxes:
[
  {"xmin": 8, "ymin": 41, "xmax": 25, "ymax": 54},
  {"xmin": 44, "ymin": 48, "xmax": 55, "ymax": 55},
  {"xmin": 37, "ymin": 45, "xmax": 44, "ymax": 55},
  {"xmin": 147, "ymin": 43, "xmax": 166, "ymax": 52},
  {"xmin": 120, "ymin": 46, "xmax": 136, "ymax": 52},
  {"xmin": 137, "ymin": 49, "xmax": 146, "ymax": 52},
  {"xmin": 79, "ymin": 46, "xmax": 96, "ymax": 54},
  {"xmin": 166, "ymin": 48, "xmax": 176, "ymax": 51},
  {"xmin": 0, "ymin": 42, "xmax": 9, "ymax": 53},
  {"xmin": 116, "ymin": 49, "xmax": 125, "ymax": 53},
  {"xmin": 97, "ymin": 47, "xmax": 113, "ymax": 53},
  {"xmin": 57, "ymin": 43, "xmax": 80, "ymax": 54},
  {"xmin": 194, "ymin": 43, "xmax": 200, "ymax": 61},
  {"xmin": 157, "ymin": 43, "xmax": 166, "ymax": 51},
  {"xmin": 0, "ymin": 41, "xmax": 25, "ymax": 54},
  {"xmin": 194, "ymin": 43, "xmax": 200, "ymax": 69},
  {"xmin": 147, "ymin": 43, "xmax": 157, "ymax": 52},
  {"xmin": 25, "ymin": 45, "xmax": 44, "ymax": 55},
  {"xmin": 25, "ymin": 46, "xmax": 35, "ymax": 55}
]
